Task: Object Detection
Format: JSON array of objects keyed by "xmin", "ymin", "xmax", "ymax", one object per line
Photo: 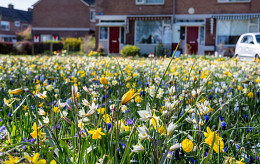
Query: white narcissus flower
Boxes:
[
  {"xmin": 43, "ymin": 116, "xmax": 49, "ymax": 124},
  {"xmin": 36, "ymin": 91, "xmax": 47, "ymax": 99},
  {"xmin": 82, "ymin": 99, "xmax": 90, "ymax": 106},
  {"xmin": 38, "ymin": 108, "xmax": 46, "ymax": 115},
  {"xmin": 46, "ymin": 84, "xmax": 53, "ymax": 91},
  {"xmin": 110, "ymin": 104, "xmax": 116, "ymax": 110},
  {"xmin": 121, "ymin": 105, "xmax": 127, "ymax": 113},
  {"xmin": 167, "ymin": 122, "xmax": 177, "ymax": 136},
  {"xmin": 191, "ymin": 89, "xmax": 196, "ymax": 98},
  {"xmin": 170, "ymin": 143, "xmax": 181, "ymax": 151},
  {"xmin": 137, "ymin": 104, "xmax": 152, "ymax": 121},
  {"xmin": 168, "ymin": 86, "xmax": 175, "ymax": 96},
  {"xmin": 132, "ymin": 140, "xmax": 145, "ymax": 153},
  {"xmin": 79, "ymin": 109, "xmax": 86, "ymax": 117},
  {"xmin": 78, "ymin": 119, "xmax": 84, "ymax": 130},
  {"xmin": 86, "ymin": 102, "xmax": 98, "ymax": 117},
  {"xmin": 137, "ymin": 125, "xmax": 150, "ymax": 140},
  {"xmin": 62, "ymin": 111, "xmax": 68, "ymax": 118}
]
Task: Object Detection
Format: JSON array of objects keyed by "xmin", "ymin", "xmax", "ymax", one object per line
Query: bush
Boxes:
[
  {"xmin": 1, "ymin": 42, "xmax": 63, "ymax": 55},
  {"xmin": 81, "ymin": 36, "xmax": 95, "ymax": 55},
  {"xmin": 0, "ymin": 42, "xmax": 16, "ymax": 54},
  {"xmin": 120, "ymin": 45, "xmax": 140, "ymax": 57},
  {"xmin": 64, "ymin": 38, "xmax": 82, "ymax": 52}
]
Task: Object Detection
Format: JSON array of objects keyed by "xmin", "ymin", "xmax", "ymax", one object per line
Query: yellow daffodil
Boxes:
[
  {"xmin": 248, "ymin": 92, "xmax": 253, "ymax": 98},
  {"xmin": 3, "ymin": 153, "xmax": 20, "ymax": 164},
  {"xmin": 30, "ymin": 122, "xmax": 46, "ymax": 139},
  {"xmin": 121, "ymin": 89, "xmax": 137, "ymax": 105},
  {"xmin": 24, "ymin": 153, "xmax": 46, "ymax": 164},
  {"xmin": 100, "ymin": 77, "xmax": 108, "ymax": 85},
  {"xmin": 204, "ymin": 127, "xmax": 224, "ymax": 153},
  {"xmin": 103, "ymin": 114, "xmax": 111, "ymax": 124},
  {"xmin": 53, "ymin": 106, "xmax": 60, "ymax": 113},
  {"xmin": 97, "ymin": 107, "xmax": 105, "ymax": 114},
  {"xmin": 9, "ymin": 88, "xmax": 24, "ymax": 95},
  {"xmin": 88, "ymin": 128, "xmax": 105, "ymax": 139},
  {"xmin": 181, "ymin": 139, "xmax": 194, "ymax": 153},
  {"xmin": 50, "ymin": 160, "xmax": 57, "ymax": 164}
]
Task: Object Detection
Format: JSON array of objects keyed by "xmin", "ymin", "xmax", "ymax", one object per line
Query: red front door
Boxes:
[
  {"xmin": 109, "ymin": 27, "xmax": 120, "ymax": 53},
  {"xmin": 186, "ymin": 27, "xmax": 199, "ymax": 54}
]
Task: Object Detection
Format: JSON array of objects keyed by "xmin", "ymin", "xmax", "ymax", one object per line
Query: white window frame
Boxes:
[
  {"xmin": 135, "ymin": 20, "xmax": 171, "ymax": 45},
  {"xmin": 99, "ymin": 27, "xmax": 108, "ymax": 40},
  {"xmin": 15, "ymin": 21, "xmax": 20, "ymax": 27},
  {"xmin": 218, "ymin": 0, "xmax": 251, "ymax": 3},
  {"xmin": 136, "ymin": 0, "xmax": 164, "ymax": 5},
  {"xmin": 215, "ymin": 19, "xmax": 258, "ymax": 47},
  {"xmin": 90, "ymin": 9, "xmax": 96, "ymax": 23},
  {"xmin": 1, "ymin": 21, "xmax": 10, "ymax": 31}
]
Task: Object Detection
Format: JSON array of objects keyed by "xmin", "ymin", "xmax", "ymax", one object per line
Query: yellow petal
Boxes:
[
  {"xmin": 24, "ymin": 154, "xmax": 32, "ymax": 161},
  {"xmin": 32, "ymin": 122, "xmax": 37, "ymax": 131},
  {"xmin": 30, "ymin": 131, "xmax": 38, "ymax": 139},
  {"xmin": 32, "ymin": 153, "xmax": 40, "ymax": 163},
  {"xmin": 88, "ymin": 130, "xmax": 95, "ymax": 134},
  {"xmin": 50, "ymin": 160, "xmax": 57, "ymax": 164},
  {"xmin": 37, "ymin": 159, "xmax": 47, "ymax": 164}
]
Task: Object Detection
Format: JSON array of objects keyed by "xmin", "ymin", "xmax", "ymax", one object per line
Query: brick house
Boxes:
[
  {"xmin": 32, "ymin": 0, "xmax": 95, "ymax": 42},
  {"xmin": 0, "ymin": 4, "xmax": 32, "ymax": 42},
  {"xmin": 95, "ymin": 0, "xmax": 174, "ymax": 54},
  {"xmin": 95, "ymin": 0, "xmax": 260, "ymax": 55},
  {"xmin": 174, "ymin": 0, "xmax": 260, "ymax": 55}
]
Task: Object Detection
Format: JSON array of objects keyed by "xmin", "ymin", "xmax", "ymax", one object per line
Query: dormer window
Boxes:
[{"xmin": 136, "ymin": 0, "xmax": 164, "ymax": 5}]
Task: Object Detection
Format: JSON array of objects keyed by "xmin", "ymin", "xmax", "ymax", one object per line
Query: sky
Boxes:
[{"xmin": 0, "ymin": 0, "xmax": 39, "ymax": 10}]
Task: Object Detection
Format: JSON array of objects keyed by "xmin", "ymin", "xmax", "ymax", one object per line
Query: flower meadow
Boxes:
[{"xmin": 0, "ymin": 54, "xmax": 260, "ymax": 164}]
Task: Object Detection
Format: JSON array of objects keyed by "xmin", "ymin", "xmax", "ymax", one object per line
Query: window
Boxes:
[
  {"xmin": 249, "ymin": 19, "xmax": 258, "ymax": 33},
  {"xmin": 121, "ymin": 27, "xmax": 125, "ymax": 44},
  {"xmin": 163, "ymin": 26, "xmax": 171, "ymax": 44},
  {"xmin": 241, "ymin": 36, "xmax": 248, "ymax": 43},
  {"xmin": 218, "ymin": 0, "xmax": 250, "ymax": 3},
  {"xmin": 199, "ymin": 26, "xmax": 205, "ymax": 45},
  {"xmin": 1, "ymin": 21, "xmax": 10, "ymax": 31},
  {"xmin": 256, "ymin": 35, "xmax": 260, "ymax": 44},
  {"xmin": 217, "ymin": 19, "xmax": 258, "ymax": 45},
  {"xmin": 100, "ymin": 27, "xmax": 108, "ymax": 40},
  {"xmin": 15, "ymin": 21, "xmax": 20, "ymax": 27},
  {"xmin": 40, "ymin": 35, "xmax": 53, "ymax": 42},
  {"xmin": 136, "ymin": 0, "xmax": 164, "ymax": 4},
  {"xmin": 90, "ymin": 10, "xmax": 96, "ymax": 22},
  {"xmin": 136, "ymin": 21, "xmax": 163, "ymax": 44}
]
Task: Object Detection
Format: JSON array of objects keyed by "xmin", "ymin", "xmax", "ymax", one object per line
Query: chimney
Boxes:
[
  {"xmin": 8, "ymin": 4, "xmax": 14, "ymax": 9},
  {"xmin": 28, "ymin": 8, "xmax": 33, "ymax": 12}
]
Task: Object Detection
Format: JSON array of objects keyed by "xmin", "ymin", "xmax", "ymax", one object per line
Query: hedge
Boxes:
[{"xmin": 0, "ymin": 42, "xmax": 64, "ymax": 55}]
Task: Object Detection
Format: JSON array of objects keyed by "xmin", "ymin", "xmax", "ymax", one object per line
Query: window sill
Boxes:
[
  {"xmin": 136, "ymin": 3, "xmax": 164, "ymax": 5},
  {"xmin": 218, "ymin": 1, "xmax": 250, "ymax": 3}
]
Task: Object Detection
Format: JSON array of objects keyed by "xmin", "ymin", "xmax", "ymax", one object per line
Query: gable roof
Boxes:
[{"xmin": 0, "ymin": 7, "xmax": 32, "ymax": 23}]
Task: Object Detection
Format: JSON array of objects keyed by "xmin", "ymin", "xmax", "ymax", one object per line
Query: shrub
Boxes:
[
  {"xmin": 81, "ymin": 36, "xmax": 95, "ymax": 55},
  {"xmin": 120, "ymin": 45, "xmax": 140, "ymax": 57},
  {"xmin": 64, "ymin": 38, "xmax": 82, "ymax": 52},
  {"xmin": 0, "ymin": 42, "xmax": 16, "ymax": 54}
]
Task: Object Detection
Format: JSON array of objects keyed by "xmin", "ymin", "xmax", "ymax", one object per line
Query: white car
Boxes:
[{"xmin": 235, "ymin": 33, "xmax": 260, "ymax": 59}]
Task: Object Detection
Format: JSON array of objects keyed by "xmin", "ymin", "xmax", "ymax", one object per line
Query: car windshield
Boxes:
[{"xmin": 256, "ymin": 35, "xmax": 260, "ymax": 44}]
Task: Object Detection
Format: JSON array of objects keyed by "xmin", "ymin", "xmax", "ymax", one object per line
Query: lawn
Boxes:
[{"xmin": 0, "ymin": 55, "xmax": 259, "ymax": 164}]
